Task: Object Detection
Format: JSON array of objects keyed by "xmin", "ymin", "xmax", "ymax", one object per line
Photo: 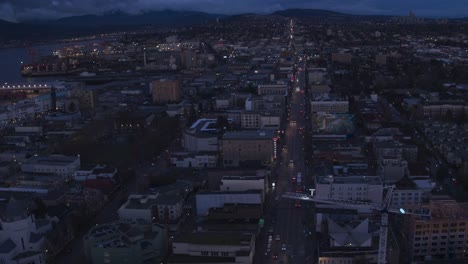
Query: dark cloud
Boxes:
[{"xmin": 0, "ymin": 0, "xmax": 467, "ymax": 22}]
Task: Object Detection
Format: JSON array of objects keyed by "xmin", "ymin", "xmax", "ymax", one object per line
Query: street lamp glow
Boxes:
[{"xmin": 400, "ymin": 208, "xmax": 406, "ymax": 214}]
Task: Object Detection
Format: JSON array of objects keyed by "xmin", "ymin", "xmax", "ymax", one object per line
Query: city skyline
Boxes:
[{"xmin": 1, "ymin": 0, "xmax": 468, "ymax": 22}]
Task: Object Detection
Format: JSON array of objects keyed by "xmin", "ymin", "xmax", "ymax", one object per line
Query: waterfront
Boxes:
[{"xmin": 0, "ymin": 39, "xmax": 113, "ymax": 84}]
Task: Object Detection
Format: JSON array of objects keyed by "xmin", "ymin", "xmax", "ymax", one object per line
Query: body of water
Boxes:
[{"xmin": 0, "ymin": 39, "xmax": 114, "ymax": 84}]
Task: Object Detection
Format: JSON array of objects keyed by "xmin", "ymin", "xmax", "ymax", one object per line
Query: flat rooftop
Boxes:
[
  {"xmin": 221, "ymin": 176, "xmax": 264, "ymax": 181},
  {"xmin": 173, "ymin": 232, "xmax": 253, "ymax": 246},
  {"xmin": 197, "ymin": 190, "xmax": 262, "ymax": 196},
  {"xmin": 317, "ymin": 175, "xmax": 382, "ymax": 185},
  {"xmin": 22, "ymin": 155, "xmax": 79, "ymax": 166},
  {"xmin": 223, "ymin": 130, "xmax": 275, "ymax": 140}
]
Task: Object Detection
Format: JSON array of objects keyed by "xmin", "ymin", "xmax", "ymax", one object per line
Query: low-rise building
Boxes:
[
  {"xmin": 378, "ymin": 156, "xmax": 408, "ymax": 184},
  {"xmin": 195, "ymin": 191, "xmax": 263, "ymax": 217},
  {"xmin": 311, "ymin": 95, "xmax": 349, "ymax": 113},
  {"xmin": 170, "ymin": 152, "xmax": 217, "ymax": 168},
  {"xmin": 21, "ymin": 154, "xmax": 80, "ymax": 178},
  {"xmin": 315, "ymin": 175, "xmax": 383, "ymax": 204},
  {"xmin": 83, "ymin": 219, "xmax": 168, "ymax": 264},
  {"xmin": 373, "ymin": 140, "xmax": 418, "ymax": 162},
  {"xmin": 118, "ymin": 194, "xmax": 184, "ymax": 225},
  {"xmin": 240, "ymin": 112, "xmax": 281, "ymax": 129},
  {"xmin": 220, "ymin": 176, "xmax": 267, "ymax": 197},
  {"xmin": 221, "ymin": 130, "xmax": 276, "ymax": 167},
  {"xmin": 74, "ymin": 165, "xmax": 117, "ymax": 181},
  {"xmin": 169, "ymin": 232, "xmax": 255, "ymax": 264},
  {"xmin": 183, "ymin": 118, "xmax": 220, "ymax": 153},
  {"xmin": 257, "ymin": 83, "xmax": 288, "ymax": 96}
]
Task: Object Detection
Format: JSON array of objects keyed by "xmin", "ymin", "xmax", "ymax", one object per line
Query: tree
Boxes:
[
  {"xmin": 436, "ymin": 165, "xmax": 449, "ymax": 182},
  {"xmin": 188, "ymin": 104, "xmax": 197, "ymax": 124},
  {"xmin": 68, "ymin": 102, "xmax": 77, "ymax": 113},
  {"xmin": 455, "ymin": 111, "xmax": 467, "ymax": 125},
  {"xmin": 445, "ymin": 110, "xmax": 453, "ymax": 122},
  {"xmin": 32, "ymin": 198, "xmax": 47, "ymax": 219},
  {"xmin": 216, "ymin": 116, "xmax": 229, "ymax": 132}
]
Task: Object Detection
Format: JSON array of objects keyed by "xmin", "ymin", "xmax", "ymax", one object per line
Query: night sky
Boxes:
[{"xmin": 1, "ymin": 0, "xmax": 467, "ymax": 22}]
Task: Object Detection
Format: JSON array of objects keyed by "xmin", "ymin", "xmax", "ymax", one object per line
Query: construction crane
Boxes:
[{"xmin": 282, "ymin": 185, "xmax": 431, "ymax": 264}]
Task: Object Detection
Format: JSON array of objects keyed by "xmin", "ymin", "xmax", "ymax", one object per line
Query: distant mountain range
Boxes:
[
  {"xmin": 272, "ymin": 9, "xmax": 354, "ymax": 18},
  {"xmin": 27, "ymin": 10, "xmax": 225, "ymax": 28},
  {"xmin": 0, "ymin": 9, "xmax": 463, "ymax": 43},
  {"xmin": 0, "ymin": 10, "xmax": 225, "ymax": 43}
]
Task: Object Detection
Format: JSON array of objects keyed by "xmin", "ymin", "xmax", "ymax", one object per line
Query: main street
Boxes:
[{"xmin": 257, "ymin": 19, "xmax": 315, "ymax": 264}]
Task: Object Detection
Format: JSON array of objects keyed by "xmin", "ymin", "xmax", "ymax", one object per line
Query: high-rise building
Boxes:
[
  {"xmin": 401, "ymin": 199, "xmax": 468, "ymax": 262},
  {"xmin": 151, "ymin": 79, "xmax": 181, "ymax": 104}
]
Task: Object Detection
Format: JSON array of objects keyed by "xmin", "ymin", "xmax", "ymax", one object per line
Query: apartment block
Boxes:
[
  {"xmin": 401, "ymin": 199, "xmax": 468, "ymax": 262},
  {"xmin": 152, "ymin": 79, "xmax": 181, "ymax": 104}
]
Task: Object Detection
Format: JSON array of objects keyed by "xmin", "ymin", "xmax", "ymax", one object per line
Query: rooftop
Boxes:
[
  {"xmin": 85, "ymin": 219, "xmax": 165, "ymax": 249},
  {"xmin": 426, "ymin": 199, "xmax": 468, "ymax": 220},
  {"xmin": 197, "ymin": 190, "xmax": 263, "ymax": 196},
  {"xmin": 221, "ymin": 176, "xmax": 264, "ymax": 181},
  {"xmin": 222, "ymin": 130, "xmax": 275, "ymax": 140},
  {"xmin": 317, "ymin": 175, "xmax": 382, "ymax": 185},
  {"xmin": 22, "ymin": 154, "xmax": 79, "ymax": 166},
  {"xmin": 168, "ymin": 254, "xmax": 236, "ymax": 263},
  {"xmin": 173, "ymin": 232, "xmax": 253, "ymax": 246}
]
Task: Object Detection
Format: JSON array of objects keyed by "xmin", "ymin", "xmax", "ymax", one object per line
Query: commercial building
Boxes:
[
  {"xmin": 83, "ymin": 219, "xmax": 168, "ymax": 264},
  {"xmin": 195, "ymin": 191, "xmax": 263, "ymax": 216},
  {"xmin": 169, "ymin": 232, "xmax": 255, "ymax": 264},
  {"xmin": 221, "ymin": 130, "xmax": 276, "ymax": 167},
  {"xmin": 257, "ymin": 83, "xmax": 288, "ymax": 96},
  {"xmin": 183, "ymin": 118, "xmax": 220, "ymax": 153},
  {"xmin": 311, "ymin": 96, "xmax": 349, "ymax": 113},
  {"xmin": 315, "ymin": 175, "xmax": 383, "ymax": 204},
  {"xmin": 240, "ymin": 112, "xmax": 281, "ymax": 129},
  {"xmin": 245, "ymin": 96, "xmax": 284, "ymax": 112},
  {"xmin": 401, "ymin": 199, "xmax": 468, "ymax": 262},
  {"xmin": 20, "ymin": 154, "xmax": 80, "ymax": 178},
  {"xmin": 220, "ymin": 176, "xmax": 267, "ymax": 197},
  {"xmin": 151, "ymin": 79, "xmax": 181, "ymax": 104},
  {"xmin": 170, "ymin": 152, "xmax": 218, "ymax": 168}
]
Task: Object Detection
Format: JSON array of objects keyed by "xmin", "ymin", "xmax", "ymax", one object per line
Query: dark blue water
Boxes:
[{"xmin": 0, "ymin": 40, "xmax": 113, "ymax": 84}]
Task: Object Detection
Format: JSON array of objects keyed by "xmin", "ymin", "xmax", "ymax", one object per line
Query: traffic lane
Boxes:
[{"xmin": 282, "ymin": 96, "xmax": 307, "ymax": 262}]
